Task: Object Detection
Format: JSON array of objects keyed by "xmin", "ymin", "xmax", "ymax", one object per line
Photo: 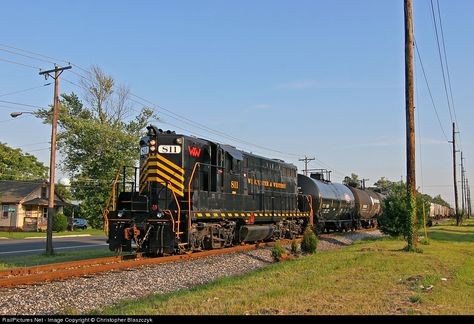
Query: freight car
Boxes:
[
  {"xmin": 347, "ymin": 186, "xmax": 383, "ymax": 228},
  {"xmin": 297, "ymin": 173, "xmax": 384, "ymax": 233},
  {"xmin": 107, "ymin": 125, "xmax": 311, "ymax": 255},
  {"xmin": 297, "ymin": 173, "xmax": 355, "ymax": 232},
  {"xmin": 429, "ymin": 202, "xmax": 452, "ymax": 220}
]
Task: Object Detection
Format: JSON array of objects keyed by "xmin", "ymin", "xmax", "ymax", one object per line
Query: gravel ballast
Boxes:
[{"xmin": 0, "ymin": 230, "xmax": 383, "ymax": 315}]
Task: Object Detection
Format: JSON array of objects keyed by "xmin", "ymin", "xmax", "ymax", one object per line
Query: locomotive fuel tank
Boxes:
[{"xmin": 298, "ymin": 174, "xmax": 355, "ymax": 231}]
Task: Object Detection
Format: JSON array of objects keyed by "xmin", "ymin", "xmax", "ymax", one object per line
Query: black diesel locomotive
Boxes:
[
  {"xmin": 106, "ymin": 125, "xmax": 382, "ymax": 255},
  {"xmin": 107, "ymin": 125, "xmax": 311, "ymax": 255}
]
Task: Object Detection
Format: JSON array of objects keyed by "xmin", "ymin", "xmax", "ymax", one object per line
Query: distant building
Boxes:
[{"xmin": 0, "ymin": 180, "xmax": 67, "ymax": 231}]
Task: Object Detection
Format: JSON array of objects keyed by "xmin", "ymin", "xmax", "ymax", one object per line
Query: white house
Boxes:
[{"xmin": 0, "ymin": 180, "xmax": 67, "ymax": 231}]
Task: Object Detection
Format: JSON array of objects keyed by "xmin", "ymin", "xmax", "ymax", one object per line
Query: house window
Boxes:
[
  {"xmin": 2, "ymin": 205, "xmax": 16, "ymax": 219},
  {"xmin": 41, "ymin": 187, "xmax": 47, "ymax": 198},
  {"xmin": 2, "ymin": 205, "xmax": 8, "ymax": 219},
  {"xmin": 25, "ymin": 206, "xmax": 32, "ymax": 217},
  {"xmin": 43, "ymin": 207, "xmax": 48, "ymax": 218}
]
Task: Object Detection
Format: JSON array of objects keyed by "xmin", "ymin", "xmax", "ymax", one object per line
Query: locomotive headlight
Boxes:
[
  {"xmin": 175, "ymin": 138, "xmax": 183, "ymax": 145},
  {"xmin": 149, "ymin": 139, "xmax": 156, "ymax": 146},
  {"xmin": 150, "ymin": 145, "xmax": 156, "ymax": 152}
]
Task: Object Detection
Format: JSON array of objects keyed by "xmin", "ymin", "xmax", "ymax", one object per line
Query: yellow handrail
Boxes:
[
  {"xmin": 103, "ymin": 171, "xmax": 121, "ymax": 235},
  {"xmin": 170, "ymin": 189, "xmax": 181, "ymax": 239},
  {"xmin": 163, "ymin": 209, "xmax": 175, "ymax": 233},
  {"xmin": 187, "ymin": 162, "xmax": 200, "ymax": 240}
]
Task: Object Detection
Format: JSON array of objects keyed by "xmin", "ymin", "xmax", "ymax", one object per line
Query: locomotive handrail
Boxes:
[
  {"xmin": 187, "ymin": 162, "xmax": 218, "ymax": 242},
  {"xmin": 103, "ymin": 170, "xmax": 121, "ymax": 235},
  {"xmin": 306, "ymin": 194, "xmax": 313, "ymax": 225},
  {"xmin": 163, "ymin": 209, "xmax": 175, "ymax": 233},
  {"xmin": 170, "ymin": 189, "xmax": 181, "ymax": 240},
  {"xmin": 188, "ymin": 162, "xmax": 201, "ymax": 240}
]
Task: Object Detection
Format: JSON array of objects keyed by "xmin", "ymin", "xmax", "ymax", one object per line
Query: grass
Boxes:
[
  {"xmin": 0, "ymin": 228, "xmax": 106, "ymax": 239},
  {"xmin": 94, "ymin": 218, "xmax": 474, "ymax": 315},
  {"xmin": 0, "ymin": 247, "xmax": 119, "ymax": 269}
]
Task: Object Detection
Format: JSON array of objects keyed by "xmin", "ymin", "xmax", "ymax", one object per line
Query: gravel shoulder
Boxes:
[{"xmin": 0, "ymin": 230, "xmax": 384, "ymax": 315}]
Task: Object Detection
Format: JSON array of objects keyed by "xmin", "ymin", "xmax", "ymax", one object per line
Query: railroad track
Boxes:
[
  {"xmin": 0, "ymin": 240, "xmax": 292, "ymax": 288},
  {"xmin": 0, "ymin": 228, "xmax": 379, "ymax": 289}
]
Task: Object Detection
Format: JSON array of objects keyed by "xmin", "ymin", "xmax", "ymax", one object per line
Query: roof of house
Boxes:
[
  {"xmin": 23, "ymin": 198, "xmax": 67, "ymax": 207},
  {"xmin": 0, "ymin": 180, "xmax": 48, "ymax": 204}
]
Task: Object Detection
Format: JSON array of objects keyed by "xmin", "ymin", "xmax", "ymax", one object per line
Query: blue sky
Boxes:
[{"xmin": 0, "ymin": 0, "xmax": 472, "ymax": 207}]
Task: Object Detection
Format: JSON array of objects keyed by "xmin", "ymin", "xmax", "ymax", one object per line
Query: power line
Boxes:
[
  {"xmin": 0, "ymin": 105, "xmax": 35, "ymax": 112},
  {"xmin": 0, "ymin": 99, "xmax": 47, "ymax": 109},
  {"xmin": 435, "ymin": 0, "xmax": 458, "ymax": 126},
  {"xmin": 0, "ymin": 43, "xmax": 69, "ymax": 65},
  {"xmin": 67, "ymin": 71, "xmax": 304, "ymax": 159},
  {"xmin": 0, "ymin": 57, "xmax": 41, "ymax": 70},
  {"xmin": 435, "ymin": 0, "xmax": 462, "ymax": 152},
  {"xmin": 0, "ymin": 83, "xmax": 52, "ymax": 98},
  {"xmin": 414, "ymin": 52, "xmax": 424, "ymax": 193},
  {"xmin": 414, "ymin": 41, "xmax": 449, "ymax": 142},
  {"xmin": 0, "ymin": 47, "xmax": 57, "ymax": 65},
  {"xmin": 429, "ymin": 0, "xmax": 454, "ymax": 124},
  {"xmin": 28, "ymin": 147, "xmax": 51, "ymax": 152},
  {"xmin": 4, "ymin": 44, "xmax": 348, "ymax": 175}
]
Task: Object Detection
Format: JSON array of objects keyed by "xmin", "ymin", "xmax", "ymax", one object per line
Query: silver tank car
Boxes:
[{"xmin": 298, "ymin": 174, "xmax": 356, "ymax": 232}]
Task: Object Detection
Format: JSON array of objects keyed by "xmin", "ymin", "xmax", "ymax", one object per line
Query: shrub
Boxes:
[
  {"xmin": 52, "ymin": 212, "xmax": 68, "ymax": 232},
  {"xmin": 290, "ymin": 239, "xmax": 299, "ymax": 254},
  {"xmin": 378, "ymin": 182, "xmax": 431, "ymax": 238},
  {"xmin": 271, "ymin": 243, "xmax": 286, "ymax": 261},
  {"xmin": 301, "ymin": 226, "xmax": 318, "ymax": 254}
]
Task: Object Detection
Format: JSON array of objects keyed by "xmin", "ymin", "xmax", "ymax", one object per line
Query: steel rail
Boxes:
[{"xmin": 0, "ymin": 240, "xmax": 294, "ymax": 288}]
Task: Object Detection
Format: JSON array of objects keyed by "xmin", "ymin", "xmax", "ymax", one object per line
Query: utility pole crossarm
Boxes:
[
  {"xmin": 39, "ymin": 65, "xmax": 71, "ymax": 78},
  {"xmin": 299, "ymin": 156, "xmax": 315, "ymax": 177}
]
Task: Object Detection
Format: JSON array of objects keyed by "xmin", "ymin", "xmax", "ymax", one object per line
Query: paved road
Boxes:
[{"xmin": 0, "ymin": 235, "xmax": 108, "ymax": 257}]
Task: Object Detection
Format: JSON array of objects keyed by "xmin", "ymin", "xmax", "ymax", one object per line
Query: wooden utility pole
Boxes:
[
  {"xmin": 39, "ymin": 65, "xmax": 71, "ymax": 255},
  {"xmin": 404, "ymin": 0, "xmax": 417, "ymax": 249},
  {"xmin": 461, "ymin": 152, "xmax": 465, "ymax": 215},
  {"xmin": 467, "ymin": 179, "xmax": 471, "ymax": 217},
  {"xmin": 450, "ymin": 122, "xmax": 460, "ymax": 225},
  {"xmin": 299, "ymin": 156, "xmax": 315, "ymax": 177}
]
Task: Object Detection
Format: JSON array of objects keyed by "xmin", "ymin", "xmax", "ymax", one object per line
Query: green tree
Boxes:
[
  {"xmin": 52, "ymin": 212, "xmax": 67, "ymax": 232},
  {"xmin": 378, "ymin": 182, "xmax": 430, "ymax": 242},
  {"xmin": 300, "ymin": 226, "xmax": 318, "ymax": 254},
  {"xmin": 373, "ymin": 177, "xmax": 394, "ymax": 193},
  {"xmin": 55, "ymin": 182, "xmax": 73, "ymax": 202},
  {"xmin": 343, "ymin": 173, "xmax": 360, "ymax": 188},
  {"xmin": 36, "ymin": 66, "xmax": 155, "ymax": 228},
  {"xmin": 0, "ymin": 142, "xmax": 48, "ymax": 180},
  {"xmin": 431, "ymin": 194, "xmax": 451, "ymax": 208}
]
